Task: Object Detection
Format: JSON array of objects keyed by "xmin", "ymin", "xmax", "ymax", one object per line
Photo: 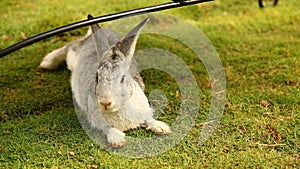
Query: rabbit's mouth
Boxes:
[
  {"xmin": 102, "ymin": 107, "xmax": 118, "ymax": 113},
  {"xmin": 98, "ymin": 102, "xmax": 118, "ymax": 113}
]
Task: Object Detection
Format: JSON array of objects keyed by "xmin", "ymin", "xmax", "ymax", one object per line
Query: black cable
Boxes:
[{"xmin": 0, "ymin": 0, "xmax": 213, "ymax": 58}]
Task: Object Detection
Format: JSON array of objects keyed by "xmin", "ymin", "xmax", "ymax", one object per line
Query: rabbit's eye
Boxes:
[
  {"xmin": 120, "ymin": 75, "xmax": 126, "ymax": 84},
  {"xmin": 95, "ymin": 73, "xmax": 98, "ymax": 83},
  {"xmin": 111, "ymin": 54, "xmax": 118, "ymax": 60}
]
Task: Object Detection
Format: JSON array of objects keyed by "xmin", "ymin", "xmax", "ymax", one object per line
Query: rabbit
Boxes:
[{"xmin": 39, "ymin": 15, "xmax": 171, "ymax": 147}]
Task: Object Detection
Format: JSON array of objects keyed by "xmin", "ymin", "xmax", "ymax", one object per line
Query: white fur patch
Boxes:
[
  {"xmin": 39, "ymin": 46, "xmax": 67, "ymax": 70},
  {"xmin": 66, "ymin": 49, "xmax": 78, "ymax": 72},
  {"xmin": 107, "ymin": 128, "xmax": 126, "ymax": 147},
  {"xmin": 146, "ymin": 120, "xmax": 171, "ymax": 135}
]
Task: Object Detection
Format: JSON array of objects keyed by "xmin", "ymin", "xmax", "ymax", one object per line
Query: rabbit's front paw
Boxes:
[
  {"xmin": 107, "ymin": 128, "xmax": 126, "ymax": 147},
  {"xmin": 147, "ymin": 120, "xmax": 171, "ymax": 135}
]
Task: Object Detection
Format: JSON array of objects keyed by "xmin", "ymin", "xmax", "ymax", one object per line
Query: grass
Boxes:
[{"xmin": 0, "ymin": 0, "xmax": 299, "ymax": 168}]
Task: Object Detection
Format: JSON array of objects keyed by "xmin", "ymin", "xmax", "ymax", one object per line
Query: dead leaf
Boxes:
[
  {"xmin": 87, "ymin": 164, "xmax": 98, "ymax": 169},
  {"xmin": 69, "ymin": 151, "xmax": 75, "ymax": 156},
  {"xmin": 261, "ymin": 100, "xmax": 270, "ymax": 107},
  {"xmin": 20, "ymin": 32, "xmax": 27, "ymax": 40},
  {"xmin": 2, "ymin": 35, "xmax": 10, "ymax": 40}
]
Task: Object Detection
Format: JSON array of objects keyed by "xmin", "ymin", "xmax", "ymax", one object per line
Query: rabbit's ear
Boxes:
[
  {"xmin": 88, "ymin": 14, "xmax": 102, "ymax": 33},
  {"xmin": 88, "ymin": 14, "xmax": 110, "ymax": 60},
  {"xmin": 119, "ymin": 18, "xmax": 149, "ymax": 69}
]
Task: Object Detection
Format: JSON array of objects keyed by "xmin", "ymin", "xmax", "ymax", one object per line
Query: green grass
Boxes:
[{"xmin": 1, "ymin": 0, "xmax": 299, "ymax": 168}]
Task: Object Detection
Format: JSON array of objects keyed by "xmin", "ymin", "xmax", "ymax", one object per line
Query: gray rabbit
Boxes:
[{"xmin": 40, "ymin": 15, "xmax": 171, "ymax": 147}]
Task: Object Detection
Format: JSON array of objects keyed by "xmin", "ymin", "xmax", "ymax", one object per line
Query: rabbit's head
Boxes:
[{"xmin": 90, "ymin": 16, "xmax": 149, "ymax": 113}]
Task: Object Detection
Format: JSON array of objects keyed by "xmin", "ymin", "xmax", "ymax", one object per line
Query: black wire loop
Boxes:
[{"xmin": 0, "ymin": 0, "xmax": 213, "ymax": 58}]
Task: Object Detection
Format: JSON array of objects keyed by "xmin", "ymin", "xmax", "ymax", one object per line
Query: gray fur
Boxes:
[{"xmin": 40, "ymin": 17, "xmax": 171, "ymax": 147}]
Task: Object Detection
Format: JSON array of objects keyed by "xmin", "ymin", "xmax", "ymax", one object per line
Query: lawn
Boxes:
[{"xmin": 0, "ymin": 0, "xmax": 299, "ymax": 168}]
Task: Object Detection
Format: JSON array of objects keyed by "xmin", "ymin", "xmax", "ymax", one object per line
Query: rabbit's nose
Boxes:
[{"xmin": 100, "ymin": 102, "xmax": 112, "ymax": 110}]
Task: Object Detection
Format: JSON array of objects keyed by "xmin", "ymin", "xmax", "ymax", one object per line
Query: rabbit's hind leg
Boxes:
[
  {"xmin": 40, "ymin": 29, "xmax": 91, "ymax": 71},
  {"xmin": 39, "ymin": 45, "xmax": 68, "ymax": 70}
]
